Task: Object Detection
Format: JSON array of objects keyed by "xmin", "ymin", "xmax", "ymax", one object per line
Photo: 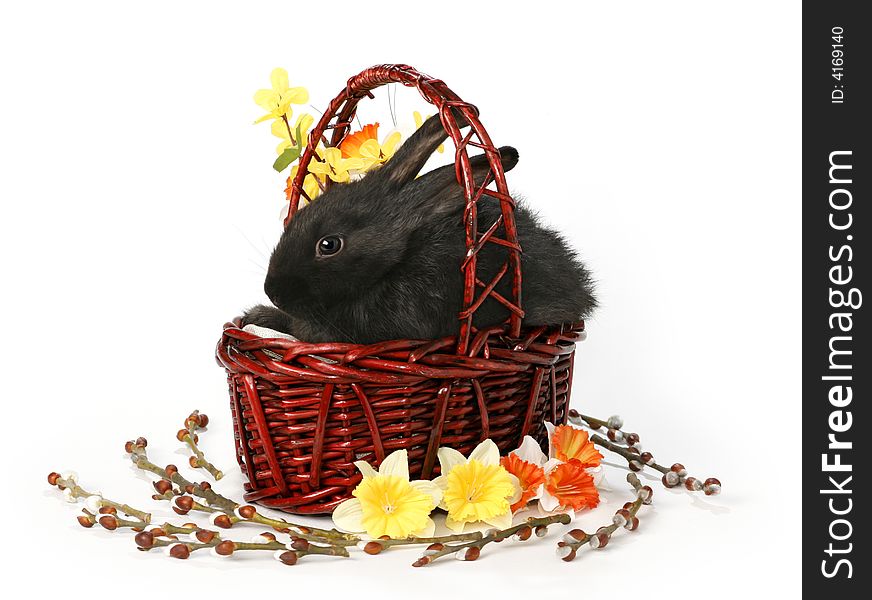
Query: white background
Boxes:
[{"xmin": 1, "ymin": 1, "xmax": 801, "ymax": 597}]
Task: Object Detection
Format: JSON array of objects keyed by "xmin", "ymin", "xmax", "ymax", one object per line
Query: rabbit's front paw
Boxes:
[{"xmin": 241, "ymin": 304, "xmax": 295, "ymax": 334}]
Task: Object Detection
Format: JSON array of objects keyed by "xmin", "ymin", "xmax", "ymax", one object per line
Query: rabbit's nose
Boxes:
[
  {"xmin": 265, "ymin": 272, "xmax": 306, "ymax": 308},
  {"xmin": 264, "ymin": 274, "xmax": 282, "ymax": 304}
]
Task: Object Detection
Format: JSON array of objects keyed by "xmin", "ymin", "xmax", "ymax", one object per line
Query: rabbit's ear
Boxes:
[
  {"xmin": 404, "ymin": 146, "xmax": 519, "ymax": 213},
  {"xmin": 378, "ymin": 111, "xmax": 468, "ymax": 188}
]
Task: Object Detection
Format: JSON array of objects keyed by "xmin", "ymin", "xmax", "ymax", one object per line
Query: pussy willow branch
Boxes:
[
  {"xmin": 49, "ymin": 468, "xmax": 349, "ymax": 562},
  {"xmin": 177, "ymin": 410, "xmax": 223, "ymax": 480},
  {"xmin": 125, "ymin": 437, "xmax": 356, "ymax": 542},
  {"xmin": 124, "ymin": 517, "xmax": 349, "ymax": 562},
  {"xmin": 375, "ymin": 531, "xmax": 484, "ymax": 550},
  {"xmin": 556, "ymin": 472, "xmax": 648, "ymax": 562},
  {"xmin": 591, "ymin": 433, "xmax": 660, "ymax": 470},
  {"xmin": 151, "ymin": 537, "xmax": 348, "ymax": 559},
  {"xmin": 151, "ymin": 487, "xmax": 220, "ymax": 514},
  {"xmin": 47, "ymin": 472, "xmax": 151, "ymax": 524},
  {"xmin": 76, "ymin": 510, "xmax": 192, "ymax": 537},
  {"xmin": 137, "ymin": 526, "xmax": 349, "ymax": 561},
  {"xmin": 569, "ymin": 410, "xmax": 721, "ymax": 494},
  {"xmin": 77, "ymin": 510, "xmax": 148, "ymax": 531},
  {"xmin": 410, "ymin": 514, "xmax": 572, "ymax": 567},
  {"xmin": 126, "ymin": 440, "xmax": 231, "ymax": 513}
]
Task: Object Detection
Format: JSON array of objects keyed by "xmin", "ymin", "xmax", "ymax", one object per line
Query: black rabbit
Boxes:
[{"xmin": 242, "ymin": 113, "xmax": 596, "ymax": 343}]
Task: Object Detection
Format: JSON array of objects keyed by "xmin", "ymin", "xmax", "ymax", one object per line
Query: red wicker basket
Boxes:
[{"xmin": 216, "ymin": 64, "xmax": 586, "ymax": 514}]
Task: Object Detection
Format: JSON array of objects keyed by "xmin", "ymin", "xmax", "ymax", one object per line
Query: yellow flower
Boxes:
[
  {"xmin": 308, "ymin": 146, "xmax": 364, "ymax": 183},
  {"xmin": 253, "ymin": 68, "xmax": 309, "ymax": 124},
  {"xmin": 413, "ymin": 111, "xmax": 445, "ymax": 153},
  {"xmin": 272, "ymin": 113, "xmax": 314, "ymax": 155},
  {"xmin": 332, "ymin": 449, "xmax": 442, "ymax": 539},
  {"xmin": 356, "ymin": 134, "xmax": 401, "ymax": 172},
  {"xmin": 289, "ymin": 164, "xmax": 322, "ymax": 203},
  {"xmin": 339, "ymin": 122, "xmax": 402, "ymax": 173},
  {"xmin": 433, "ymin": 440, "xmax": 521, "ymax": 532}
]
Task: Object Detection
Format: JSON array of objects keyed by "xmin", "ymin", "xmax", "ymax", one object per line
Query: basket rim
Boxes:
[
  {"xmin": 217, "ymin": 318, "xmax": 584, "ymax": 386},
  {"xmin": 219, "ymin": 317, "xmax": 586, "ymax": 364}
]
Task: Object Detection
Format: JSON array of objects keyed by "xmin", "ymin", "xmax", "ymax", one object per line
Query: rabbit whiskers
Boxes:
[{"xmin": 304, "ymin": 304, "xmax": 359, "ymax": 345}]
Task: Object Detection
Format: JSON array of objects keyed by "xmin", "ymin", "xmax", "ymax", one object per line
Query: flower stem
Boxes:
[{"xmin": 281, "ymin": 114, "xmax": 296, "ymax": 145}]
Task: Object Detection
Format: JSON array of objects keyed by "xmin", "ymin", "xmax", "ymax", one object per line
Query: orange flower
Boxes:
[
  {"xmin": 500, "ymin": 453, "xmax": 546, "ymax": 513},
  {"xmin": 340, "ymin": 123, "xmax": 380, "ymax": 158},
  {"xmin": 551, "ymin": 425, "xmax": 603, "ymax": 467},
  {"xmin": 338, "ymin": 122, "xmax": 403, "ymax": 173},
  {"xmin": 543, "ymin": 459, "xmax": 600, "ymax": 512}
]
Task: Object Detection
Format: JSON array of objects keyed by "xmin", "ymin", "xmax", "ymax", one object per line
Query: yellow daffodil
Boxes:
[
  {"xmin": 332, "ymin": 449, "xmax": 442, "ymax": 539},
  {"xmin": 308, "ymin": 146, "xmax": 364, "ymax": 183},
  {"xmin": 253, "ymin": 68, "xmax": 309, "ymax": 124},
  {"xmin": 272, "ymin": 113, "xmax": 314, "ymax": 155},
  {"xmin": 433, "ymin": 439, "xmax": 521, "ymax": 532},
  {"xmin": 339, "ymin": 122, "xmax": 402, "ymax": 173},
  {"xmin": 413, "ymin": 111, "xmax": 445, "ymax": 153}
]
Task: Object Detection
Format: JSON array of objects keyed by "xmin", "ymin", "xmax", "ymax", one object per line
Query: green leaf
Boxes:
[
  {"xmin": 273, "ymin": 146, "xmax": 301, "ymax": 172},
  {"xmin": 295, "ymin": 121, "xmax": 304, "ymax": 151}
]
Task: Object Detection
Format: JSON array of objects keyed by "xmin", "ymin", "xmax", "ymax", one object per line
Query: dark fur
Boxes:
[{"xmin": 242, "ymin": 114, "xmax": 596, "ymax": 343}]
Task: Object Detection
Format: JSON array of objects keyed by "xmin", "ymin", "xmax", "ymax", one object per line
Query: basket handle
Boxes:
[{"xmin": 285, "ymin": 64, "xmax": 523, "ymax": 353}]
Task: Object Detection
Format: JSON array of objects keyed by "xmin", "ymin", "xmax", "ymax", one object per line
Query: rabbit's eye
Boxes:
[{"xmin": 316, "ymin": 235, "xmax": 343, "ymax": 257}]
